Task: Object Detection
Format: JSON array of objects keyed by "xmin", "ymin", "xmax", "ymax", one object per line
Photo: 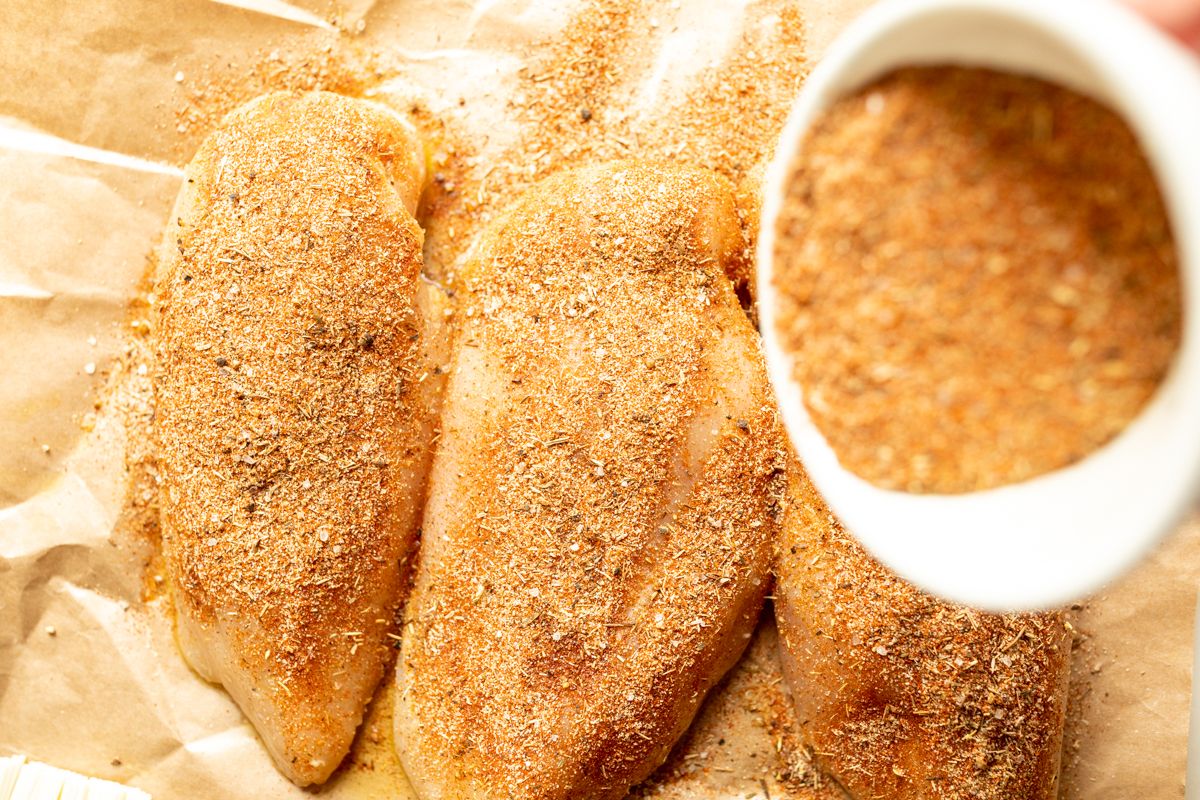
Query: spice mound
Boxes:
[{"xmin": 772, "ymin": 66, "xmax": 1182, "ymax": 494}]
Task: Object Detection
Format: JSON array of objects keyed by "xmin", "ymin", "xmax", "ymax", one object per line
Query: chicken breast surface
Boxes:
[
  {"xmin": 394, "ymin": 161, "xmax": 781, "ymax": 800},
  {"xmin": 154, "ymin": 91, "xmax": 437, "ymax": 786},
  {"xmin": 775, "ymin": 464, "xmax": 1072, "ymax": 799}
]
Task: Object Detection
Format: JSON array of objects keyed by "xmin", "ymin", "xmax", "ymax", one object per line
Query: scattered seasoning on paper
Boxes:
[
  {"xmin": 415, "ymin": 0, "xmax": 808, "ymax": 289},
  {"xmin": 772, "ymin": 66, "xmax": 1182, "ymax": 494},
  {"xmin": 103, "ymin": 278, "xmax": 169, "ymax": 605},
  {"xmin": 172, "ymin": 46, "xmax": 383, "ymax": 149},
  {"xmin": 1060, "ymin": 603, "xmax": 1097, "ymax": 792}
]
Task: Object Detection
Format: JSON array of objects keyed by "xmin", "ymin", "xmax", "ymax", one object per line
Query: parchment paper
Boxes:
[{"xmin": 0, "ymin": 1, "xmax": 1195, "ymax": 798}]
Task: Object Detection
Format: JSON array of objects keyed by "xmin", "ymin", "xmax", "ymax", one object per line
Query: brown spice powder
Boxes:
[{"xmin": 772, "ymin": 66, "xmax": 1183, "ymax": 494}]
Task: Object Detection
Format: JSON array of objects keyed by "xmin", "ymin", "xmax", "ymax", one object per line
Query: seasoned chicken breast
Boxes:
[
  {"xmin": 153, "ymin": 91, "xmax": 437, "ymax": 786},
  {"xmin": 775, "ymin": 463, "xmax": 1072, "ymax": 799},
  {"xmin": 394, "ymin": 161, "xmax": 782, "ymax": 800}
]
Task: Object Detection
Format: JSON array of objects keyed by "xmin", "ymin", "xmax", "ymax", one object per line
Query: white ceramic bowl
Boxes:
[{"xmin": 758, "ymin": 0, "xmax": 1200, "ymax": 611}]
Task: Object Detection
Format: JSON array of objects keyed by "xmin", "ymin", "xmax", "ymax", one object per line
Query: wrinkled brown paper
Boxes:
[{"xmin": 0, "ymin": 1, "xmax": 1195, "ymax": 798}]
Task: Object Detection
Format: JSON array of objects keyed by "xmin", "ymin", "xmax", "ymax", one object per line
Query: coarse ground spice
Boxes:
[{"xmin": 772, "ymin": 66, "xmax": 1182, "ymax": 494}]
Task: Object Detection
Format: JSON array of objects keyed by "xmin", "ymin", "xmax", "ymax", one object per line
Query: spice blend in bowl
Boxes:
[{"xmin": 772, "ymin": 65, "xmax": 1183, "ymax": 494}]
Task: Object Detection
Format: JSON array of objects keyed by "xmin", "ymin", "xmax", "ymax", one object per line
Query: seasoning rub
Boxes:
[
  {"xmin": 394, "ymin": 161, "xmax": 782, "ymax": 800},
  {"xmin": 775, "ymin": 463, "xmax": 1072, "ymax": 799},
  {"xmin": 154, "ymin": 91, "xmax": 440, "ymax": 786}
]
